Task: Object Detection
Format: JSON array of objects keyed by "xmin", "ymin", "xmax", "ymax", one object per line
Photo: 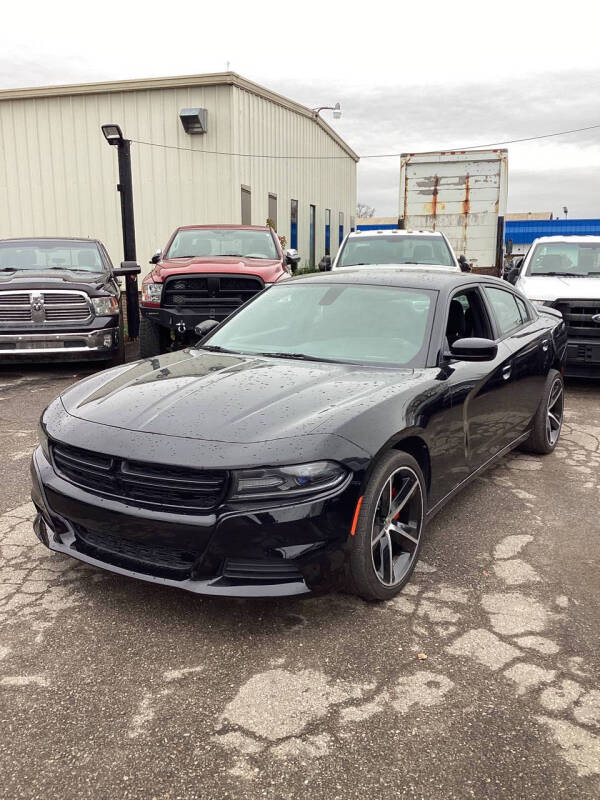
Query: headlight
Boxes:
[
  {"xmin": 141, "ymin": 282, "xmax": 162, "ymax": 303},
  {"xmin": 530, "ymin": 299, "xmax": 550, "ymax": 307},
  {"xmin": 91, "ymin": 296, "xmax": 119, "ymax": 315},
  {"xmin": 37, "ymin": 416, "xmax": 51, "ymax": 461},
  {"xmin": 229, "ymin": 461, "xmax": 348, "ymax": 500}
]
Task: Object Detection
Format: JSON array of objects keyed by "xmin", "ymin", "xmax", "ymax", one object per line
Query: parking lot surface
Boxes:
[{"xmin": 0, "ymin": 362, "xmax": 598, "ymax": 800}]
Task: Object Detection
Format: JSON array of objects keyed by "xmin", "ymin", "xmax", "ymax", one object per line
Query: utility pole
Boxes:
[{"xmin": 101, "ymin": 124, "xmax": 140, "ymax": 339}]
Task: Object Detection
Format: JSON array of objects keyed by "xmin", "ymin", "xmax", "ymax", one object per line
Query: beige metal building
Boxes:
[{"xmin": 0, "ymin": 72, "xmax": 358, "ymax": 269}]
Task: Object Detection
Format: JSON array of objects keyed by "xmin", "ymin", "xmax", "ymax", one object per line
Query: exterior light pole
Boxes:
[
  {"xmin": 101, "ymin": 124, "xmax": 140, "ymax": 339},
  {"xmin": 312, "ymin": 102, "xmax": 342, "ymax": 120}
]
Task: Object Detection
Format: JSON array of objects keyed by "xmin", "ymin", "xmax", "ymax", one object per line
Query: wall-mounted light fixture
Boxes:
[{"xmin": 179, "ymin": 108, "xmax": 208, "ymax": 134}]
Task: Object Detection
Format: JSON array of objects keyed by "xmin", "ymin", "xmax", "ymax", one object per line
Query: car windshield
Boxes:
[
  {"xmin": 204, "ymin": 282, "xmax": 436, "ymax": 367},
  {"xmin": 0, "ymin": 240, "xmax": 104, "ymax": 273},
  {"xmin": 526, "ymin": 242, "xmax": 600, "ymax": 276},
  {"xmin": 166, "ymin": 229, "xmax": 279, "ymax": 260},
  {"xmin": 337, "ymin": 235, "xmax": 455, "ymax": 268}
]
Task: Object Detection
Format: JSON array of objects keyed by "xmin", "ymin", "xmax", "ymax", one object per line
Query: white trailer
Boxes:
[{"xmin": 399, "ymin": 149, "xmax": 508, "ymax": 274}]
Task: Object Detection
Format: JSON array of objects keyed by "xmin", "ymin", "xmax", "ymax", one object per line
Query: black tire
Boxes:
[
  {"xmin": 520, "ymin": 369, "xmax": 564, "ymax": 455},
  {"xmin": 103, "ymin": 318, "xmax": 126, "ymax": 368},
  {"xmin": 347, "ymin": 450, "xmax": 426, "ymax": 602},
  {"xmin": 139, "ymin": 317, "xmax": 169, "ymax": 358}
]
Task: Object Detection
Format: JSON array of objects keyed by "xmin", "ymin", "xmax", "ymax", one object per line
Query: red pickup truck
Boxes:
[{"xmin": 139, "ymin": 224, "xmax": 300, "ymax": 356}]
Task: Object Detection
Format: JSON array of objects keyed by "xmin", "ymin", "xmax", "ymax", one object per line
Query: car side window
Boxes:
[
  {"xmin": 515, "ymin": 296, "xmax": 531, "ymax": 323},
  {"xmin": 445, "ymin": 288, "xmax": 493, "ymax": 345},
  {"xmin": 484, "ymin": 287, "xmax": 524, "ymax": 337}
]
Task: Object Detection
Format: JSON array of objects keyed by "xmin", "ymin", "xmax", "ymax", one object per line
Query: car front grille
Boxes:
[
  {"xmin": 552, "ymin": 299, "xmax": 600, "ymax": 339},
  {"xmin": 162, "ymin": 274, "xmax": 264, "ymax": 315},
  {"xmin": 0, "ymin": 290, "xmax": 91, "ymax": 324},
  {"xmin": 74, "ymin": 524, "xmax": 198, "ymax": 580},
  {"xmin": 52, "ymin": 442, "xmax": 228, "ymax": 513}
]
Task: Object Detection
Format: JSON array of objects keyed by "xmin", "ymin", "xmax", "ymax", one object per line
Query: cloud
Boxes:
[
  {"xmin": 1, "ymin": 54, "xmax": 598, "ymax": 219},
  {"xmin": 273, "ymin": 70, "xmax": 600, "ymax": 217}
]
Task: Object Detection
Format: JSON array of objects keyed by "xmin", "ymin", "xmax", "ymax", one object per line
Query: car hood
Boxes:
[
  {"xmin": 152, "ymin": 256, "xmax": 286, "ymax": 284},
  {"xmin": 0, "ymin": 271, "xmax": 108, "ymax": 287},
  {"xmin": 517, "ymin": 274, "xmax": 600, "ymax": 301},
  {"xmin": 60, "ymin": 349, "xmax": 417, "ymax": 443}
]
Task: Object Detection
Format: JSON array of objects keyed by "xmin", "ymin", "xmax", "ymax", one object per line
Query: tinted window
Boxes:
[
  {"xmin": 485, "ymin": 287, "xmax": 523, "ymax": 336},
  {"xmin": 337, "ymin": 235, "xmax": 455, "ymax": 268},
  {"xmin": 205, "ymin": 283, "xmax": 436, "ymax": 367},
  {"xmin": 515, "ymin": 296, "xmax": 531, "ymax": 323},
  {"xmin": 446, "ymin": 289, "xmax": 493, "ymax": 344}
]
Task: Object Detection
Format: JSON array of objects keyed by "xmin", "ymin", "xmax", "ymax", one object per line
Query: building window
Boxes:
[
  {"xmin": 268, "ymin": 193, "xmax": 277, "ymax": 230},
  {"xmin": 241, "ymin": 186, "xmax": 251, "ymax": 225},
  {"xmin": 309, "ymin": 205, "xmax": 316, "ymax": 267},
  {"xmin": 325, "ymin": 209, "xmax": 331, "ymax": 255},
  {"xmin": 339, "ymin": 211, "xmax": 344, "ymax": 245},
  {"xmin": 290, "ymin": 199, "xmax": 298, "ymax": 250}
]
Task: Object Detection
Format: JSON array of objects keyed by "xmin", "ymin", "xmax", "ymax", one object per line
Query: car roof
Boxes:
[
  {"xmin": 347, "ymin": 229, "xmax": 445, "ymax": 238},
  {"xmin": 288, "ymin": 267, "xmax": 504, "ymax": 291},
  {"xmin": 530, "ymin": 236, "xmax": 600, "ymax": 245},
  {"xmin": 175, "ymin": 225, "xmax": 271, "ymax": 232},
  {"xmin": 0, "ymin": 236, "xmax": 101, "ymax": 245}
]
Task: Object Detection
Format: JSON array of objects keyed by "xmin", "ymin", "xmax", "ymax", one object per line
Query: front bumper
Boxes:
[
  {"xmin": 142, "ymin": 304, "xmax": 239, "ymax": 334},
  {"xmin": 30, "ymin": 448, "xmax": 358, "ymax": 598},
  {"xmin": 565, "ymin": 338, "xmax": 600, "ymax": 378},
  {"xmin": 0, "ymin": 325, "xmax": 120, "ymax": 360}
]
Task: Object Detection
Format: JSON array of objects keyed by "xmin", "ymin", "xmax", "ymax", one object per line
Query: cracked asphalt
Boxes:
[{"xmin": 0, "ymin": 358, "xmax": 599, "ymax": 800}]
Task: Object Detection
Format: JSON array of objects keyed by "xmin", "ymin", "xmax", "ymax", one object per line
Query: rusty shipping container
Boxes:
[{"xmin": 399, "ymin": 149, "xmax": 508, "ymax": 274}]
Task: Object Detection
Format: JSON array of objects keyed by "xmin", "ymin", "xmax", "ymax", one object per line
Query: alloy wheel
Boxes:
[
  {"xmin": 546, "ymin": 377, "xmax": 564, "ymax": 446},
  {"xmin": 370, "ymin": 466, "xmax": 423, "ymax": 587}
]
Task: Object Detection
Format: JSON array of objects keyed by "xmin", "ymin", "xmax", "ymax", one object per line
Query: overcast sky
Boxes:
[{"xmin": 3, "ymin": 0, "xmax": 599, "ymax": 218}]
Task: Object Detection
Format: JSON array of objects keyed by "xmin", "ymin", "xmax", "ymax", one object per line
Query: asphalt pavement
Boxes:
[{"xmin": 0, "ymin": 355, "xmax": 598, "ymax": 800}]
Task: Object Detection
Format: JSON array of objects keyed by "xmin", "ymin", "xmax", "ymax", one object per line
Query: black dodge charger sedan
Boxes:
[{"xmin": 31, "ymin": 269, "xmax": 567, "ymax": 600}]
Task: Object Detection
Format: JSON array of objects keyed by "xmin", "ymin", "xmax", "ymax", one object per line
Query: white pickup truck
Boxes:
[{"xmin": 507, "ymin": 236, "xmax": 600, "ymax": 378}]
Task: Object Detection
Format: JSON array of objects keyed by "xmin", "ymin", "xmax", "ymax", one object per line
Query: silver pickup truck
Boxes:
[{"xmin": 506, "ymin": 236, "xmax": 600, "ymax": 378}]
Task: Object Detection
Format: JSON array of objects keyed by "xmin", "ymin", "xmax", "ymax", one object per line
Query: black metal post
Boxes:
[{"xmin": 116, "ymin": 140, "xmax": 140, "ymax": 339}]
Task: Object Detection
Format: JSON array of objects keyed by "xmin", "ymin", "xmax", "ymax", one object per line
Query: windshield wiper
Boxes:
[
  {"xmin": 532, "ymin": 272, "xmax": 582, "ymax": 277},
  {"xmin": 254, "ymin": 351, "xmax": 335, "ymax": 363},
  {"xmin": 200, "ymin": 344, "xmax": 240, "ymax": 354},
  {"xmin": 0, "ymin": 267, "xmax": 16, "ymax": 272}
]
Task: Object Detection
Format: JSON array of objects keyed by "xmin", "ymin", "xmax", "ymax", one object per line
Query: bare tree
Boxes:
[{"xmin": 357, "ymin": 203, "xmax": 376, "ymax": 219}]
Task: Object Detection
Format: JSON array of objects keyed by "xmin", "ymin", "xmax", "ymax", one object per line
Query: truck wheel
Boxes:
[
  {"xmin": 104, "ymin": 318, "xmax": 126, "ymax": 368},
  {"xmin": 520, "ymin": 369, "xmax": 564, "ymax": 455},
  {"xmin": 139, "ymin": 317, "xmax": 169, "ymax": 358}
]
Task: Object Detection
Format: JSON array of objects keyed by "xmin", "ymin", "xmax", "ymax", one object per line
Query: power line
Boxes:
[
  {"xmin": 361, "ymin": 122, "xmax": 600, "ymax": 158},
  {"xmin": 129, "ymin": 121, "xmax": 600, "ymax": 161}
]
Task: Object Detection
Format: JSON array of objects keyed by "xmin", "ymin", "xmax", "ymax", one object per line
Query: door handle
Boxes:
[
  {"xmin": 542, "ymin": 339, "xmax": 550, "ymax": 352},
  {"xmin": 502, "ymin": 364, "xmax": 512, "ymax": 380}
]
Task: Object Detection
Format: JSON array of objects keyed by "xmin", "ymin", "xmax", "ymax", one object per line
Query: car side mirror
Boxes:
[
  {"xmin": 194, "ymin": 319, "xmax": 220, "ymax": 339},
  {"xmin": 150, "ymin": 250, "xmax": 162, "ymax": 264},
  {"xmin": 458, "ymin": 255, "xmax": 471, "ymax": 272},
  {"xmin": 505, "ymin": 257, "xmax": 523, "ymax": 284},
  {"xmin": 319, "ymin": 255, "xmax": 332, "ymax": 271},
  {"xmin": 113, "ymin": 261, "xmax": 141, "ymax": 277},
  {"xmin": 447, "ymin": 337, "xmax": 498, "ymax": 361},
  {"xmin": 285, "ymin": 249, "xmax": 301, "ymax": 272}
]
